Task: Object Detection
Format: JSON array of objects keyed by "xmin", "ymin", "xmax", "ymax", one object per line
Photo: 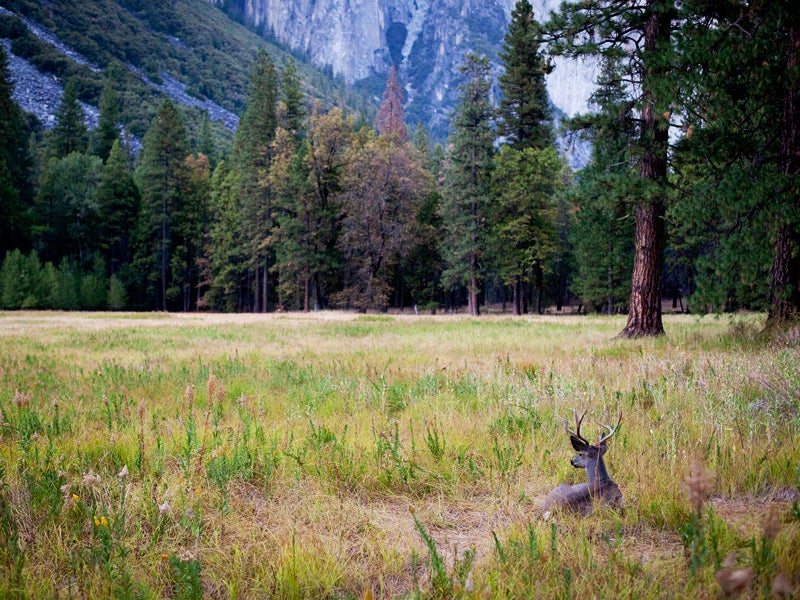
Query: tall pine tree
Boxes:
[
  {"xmin": 547, "ymin": 0, "xmax": 676, "ymax": 336},
  {"xmin": 232, "ymin": 49, "xmax": 278, "ymax": 312},
  {"xmin": 90, "ymin": 75, "xmax": 121, "ymax": 162},
  {"xmin": 134, "ymin": 100, "xmax": 190, "ymax": 311},
  {"xmin": 440, "ymin": 53, "xmax": 495, "ymax": 316},
  {"xmin": 375, "ymin": 65, "xmax": 408, "ymax": 141},
  {"xmin": 49, "ymin": 81, "xmax": 88, "ymax": 159},
  {"xmin": 498, "ymin": 0, "xmax": 553, "ymax": 151},
  {"xmin": 0, "ymin": 45, "xmax": 32, "ymax": 256}
]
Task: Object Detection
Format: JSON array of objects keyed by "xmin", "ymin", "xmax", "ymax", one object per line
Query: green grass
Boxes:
[{"xmin": 0, "ymin": 311, "xmax": 797, "ymax": 598}]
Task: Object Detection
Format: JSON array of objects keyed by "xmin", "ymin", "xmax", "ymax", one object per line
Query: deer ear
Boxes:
[
  {"xmin": 597, "ymin": 441, "xmax": 608, "ymax": 455},
  {"xmin": 570, "ymin": 435, "xmax": 587, "ymax": 452}
]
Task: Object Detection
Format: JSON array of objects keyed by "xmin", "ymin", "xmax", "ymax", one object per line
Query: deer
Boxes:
[{"xmin": 543, "ymin": 409, "xmax": 623, "ymax": 516}]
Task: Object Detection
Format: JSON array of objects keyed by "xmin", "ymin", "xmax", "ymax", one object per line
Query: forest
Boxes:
[{"xmin": 0, "ymin": 0, "xmax": 798, "ymax": 337}]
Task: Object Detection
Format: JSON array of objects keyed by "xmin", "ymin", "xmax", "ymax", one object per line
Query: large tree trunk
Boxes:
[
  {"xmin": 620, "ymin": 2, "xmax": 670, "ymax": 338},
  {"xmin": 767, "ymin": 22, "xmax": 800, "ymax": 327}
]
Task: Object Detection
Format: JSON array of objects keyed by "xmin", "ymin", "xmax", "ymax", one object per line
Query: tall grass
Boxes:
[{"xmin": 0, "ymin": 311, "xmax": 797, "ymax": 597}]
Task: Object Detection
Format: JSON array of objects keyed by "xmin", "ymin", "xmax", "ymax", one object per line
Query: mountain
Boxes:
[
  {"xmin": 209, "ymin": 0, "xmax": 597, "ymax": 146},
  {"xmin": 0, "ymin": 0, "xmax": 374, "ymax": 144}
]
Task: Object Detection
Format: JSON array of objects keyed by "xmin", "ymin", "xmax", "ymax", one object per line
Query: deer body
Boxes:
[{"xmin": 543, "ymin": 411, "xmax": 623, "ymax": 515}]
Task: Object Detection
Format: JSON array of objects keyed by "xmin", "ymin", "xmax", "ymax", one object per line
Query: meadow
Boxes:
[{"xmin": 0, "ymin": 310, "xmax": 798, "ymax": 598}]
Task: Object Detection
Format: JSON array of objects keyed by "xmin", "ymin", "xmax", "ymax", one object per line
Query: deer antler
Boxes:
[
  {"xmin": 596, "ymin": 410, "xmax": 622, "ymax": 446},
  {"xmin": 564, "ymin": 409, "xmax": 589, "ymax": 445}
]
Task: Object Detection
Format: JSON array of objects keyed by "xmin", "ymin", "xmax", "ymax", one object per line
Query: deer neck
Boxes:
[{"xmin": 585, "ymin": 456, "xmax": 611, "ymax": 488}]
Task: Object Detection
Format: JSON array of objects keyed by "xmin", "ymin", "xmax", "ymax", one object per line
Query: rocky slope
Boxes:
[{"xmin": 211, "ymin": 0, "xmax": 597, "ymax": 143}]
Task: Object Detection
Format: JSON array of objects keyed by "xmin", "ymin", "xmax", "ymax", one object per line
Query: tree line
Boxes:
[{"xmin": 0, "ymin": 0, "xmax": 797, "ymax": 337}]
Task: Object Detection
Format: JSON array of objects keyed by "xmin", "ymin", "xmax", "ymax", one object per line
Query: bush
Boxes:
[{"xmin": 108, "ymin": 275, "xmax": 128, "ymax": 310}]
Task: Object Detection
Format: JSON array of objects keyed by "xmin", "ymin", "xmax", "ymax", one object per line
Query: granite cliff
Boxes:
[{"xmin": 212, "ymin": 0, "xmax": 597, "ymax": 146}]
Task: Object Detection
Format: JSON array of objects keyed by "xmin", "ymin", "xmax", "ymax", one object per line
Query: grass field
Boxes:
[{"xmin": 0, "ymin": 311, "xmax": 798, "ymax": 598}]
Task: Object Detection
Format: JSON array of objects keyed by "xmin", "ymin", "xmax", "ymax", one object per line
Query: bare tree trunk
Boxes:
[
  {"xmin": 161, "ymin": 201, "xmax": 168, "ymax": 312},
  {"xmin": 513, "ymin": 278, "xmax": 522, "ymax": 316},
  {"xmin": 620, "ymin": 2, "xmax": 669, "ymax": 338},
  {"xmin": 767, "ymin": 22, "xmax": 800, "ymax": 327},
  {"xmin": 262, "ymin": 260, "xmax": 268, "ymax": 313},
  {"xmin": 469, "ymin": 253, "xmax": 480, "ymax": 315}
]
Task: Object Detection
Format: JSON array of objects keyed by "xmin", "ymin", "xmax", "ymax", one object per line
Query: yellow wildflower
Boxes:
[
  {"xmin": 101, "ymin": 516, "xmax": 108, "ymax": 526},
  {"xmin": 94, "ymin": 515, "xmax": 101, "ymax": 526},
  {"xmin": 72, "ymin": 493, "xmax": 79, "ymax": 501}
]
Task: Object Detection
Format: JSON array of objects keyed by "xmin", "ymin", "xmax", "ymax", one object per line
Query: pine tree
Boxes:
[
  {"xmin": 232, "ymin": 49, "xmax": 278, "ymax": 312},
  {"xmin": 196, "ymin": 114, "xmax": 217, "ymax": 168},
  {"xmin": 375, "ymin": 65, "xmax": 408, "ymax": 141},
  {"xmin": 90, "ymin": 75, "xmax": 121, "ymax": 162},
  {"xmin": 95, "ymin": 140, "xmax": 140, "ymax": 278},
  {"xmin": 569, "ymin": 56, "xmax": 636, "ymax": 315},
  {"xmin": 134, "ymin": 100, "xmax": 190, "ymax": 311},
  {"xmin": 49, "ymin": 81, "xmax": 88, "ymax": 159},
  {"xmin": 547, "ymin": 0, "xmax": 675, "ymax": 336},
  {"xmin": 280, "ymin": 58, "xmax": 306, "ymax": 138},
  {"xmin": 498, "ymin": 0, "xmax": 553, "ymax": 151},
  {"xmin": 34, "ymin": 153, "xmax": 104, "ymax": 269},
  {"xmin": 0, "ymin": 45, "xmax": 32, "ymax": 256},
  {"xmin": 490, "ymin": 146, "xmax": 563, "ymax": 315},
  {"xmin": 440, "ymin": 53, "xmax": 495, "ymax": 316}
]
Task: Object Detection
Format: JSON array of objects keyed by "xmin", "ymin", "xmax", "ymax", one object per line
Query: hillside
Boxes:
[{"xmin": 0, "ymin": 0, "xmax": 375, "ymax": 141}]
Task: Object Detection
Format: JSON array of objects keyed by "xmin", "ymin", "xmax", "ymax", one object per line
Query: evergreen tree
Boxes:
[
  {"xmin": 232, "ymin": 49, "xmax": 278, "ymax": 312},
  {"xmin": 490, "ymin": 146, "xmax": 563, "ymax": 315},
  {"xmin": 671, "ymin": 1, "xmax": 800, "ymax": 325},
  {"xmin": 498, "ymin": 0, "xmax": 553, "ymax": 150},
  {"xmin": 296, "ymin": 105, "xmax": 353, "ymax": 310},
  {"xmin": 547, "ymin": 0, "xmax": 676, "ymax": 336},
  {"xmin": 34, "ymin": 152, "xmax": 104, "ymax": 269},
  {"xmin": 569, "ymin": 57, "xmax": 636, "ymax": 315},
  {"xmin": 0, "ymin": 45, "xmax": 32, "ymax": 256},
  {"xmin": 375, "ymin": 65, "xmax": 408, "ymax": 141},
  {"xmin": 280, "ymin": 58, "xmax": 306, "ymax": 138},
  {"xmin": 95, "ymin": 140, "xmax": 140, "ymax": 279},
  {"xmin": 134, "ymin": 100, "xmax": 190, "ymax": 311},
  {"xmin": 196, "ymin": 114, "xmax": 217, "ymax": 168},
  {"xmin": 49, "ymin": 81, "xmax": 88, "ymax": 159},
  {"xmin": 440, "ymin": 53, "xmax": 495, "ymax": 316},
  {"xmin": 205, "ymin": 161, "xmax": 246, "ymax": 311},
  {"xmin": 90, "ymin": 75, "xmax": 121, "ymax": 162}
]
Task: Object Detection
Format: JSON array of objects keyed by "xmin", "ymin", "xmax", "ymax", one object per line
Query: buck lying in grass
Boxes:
[{"xmin": 543, "ymin": 410, "xmax": 623, "ymax": 516}]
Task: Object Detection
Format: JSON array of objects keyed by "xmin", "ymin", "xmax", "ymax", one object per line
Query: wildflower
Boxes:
[
  {"xmin": 158, "ymin": 500, "xmax": 171, "ymax": 515},
  {"xmin": 196, "ymin": 487, "xmax": 202, "ymax": 497},
  {"xmin": 12, "ymin": 389, "xmax": 31, "ymax": 408},
  {"xmin": 83, "ymin": 472, "xmax": 102, "ymax": 487},
  {"xmin": 72, "ymin": 493, "xmax": 79, "ymax": 501},
  {"xmin": 94, "ymin": 515, "xmax": 101, "ymax": 526},
  {"xmin": 101, "ymin": 516, "xmax": 108, "ymax": 526},
  {"xmin": 683, "ymin": 463, "xmax": 714, "ymax": 513},
  {"xmin": 762, "ymin": 505, "xmax": 782, "ymax": 542},
  {"xmin": 117, "ymin": 465, "xmax": 128, "ymax": 479},
  {"xmin": 715, "ymin": 564, "xmax": 754, "ymax": 596},
  {"xmin": 772, "ymin": 573, "xmax": 794, "ymax": 597}
]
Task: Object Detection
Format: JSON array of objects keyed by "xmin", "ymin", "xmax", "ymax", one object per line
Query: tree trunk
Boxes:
[
  {"xmin": 160, "ymin": 200, "xmax": 168, "ymax": 312},
  {"xmin": 620, "ymin": 2, "xmax": 670, "ymax": 338},
  {"xmin": 468, "ymin": 251, "xmax": 480, "ymax": 315},
  {"xmin": 767, "ymin": 22, "xmax": 800, "ymax": 326},
  {"xmin": 262, "ymin": 260, "xmax": 268, "ymax": 313}
]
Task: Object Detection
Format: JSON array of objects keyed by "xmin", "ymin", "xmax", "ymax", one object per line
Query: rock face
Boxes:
[{"xmin": 211, "ymin": 0, "xmax": 597, "ymax": 140}]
